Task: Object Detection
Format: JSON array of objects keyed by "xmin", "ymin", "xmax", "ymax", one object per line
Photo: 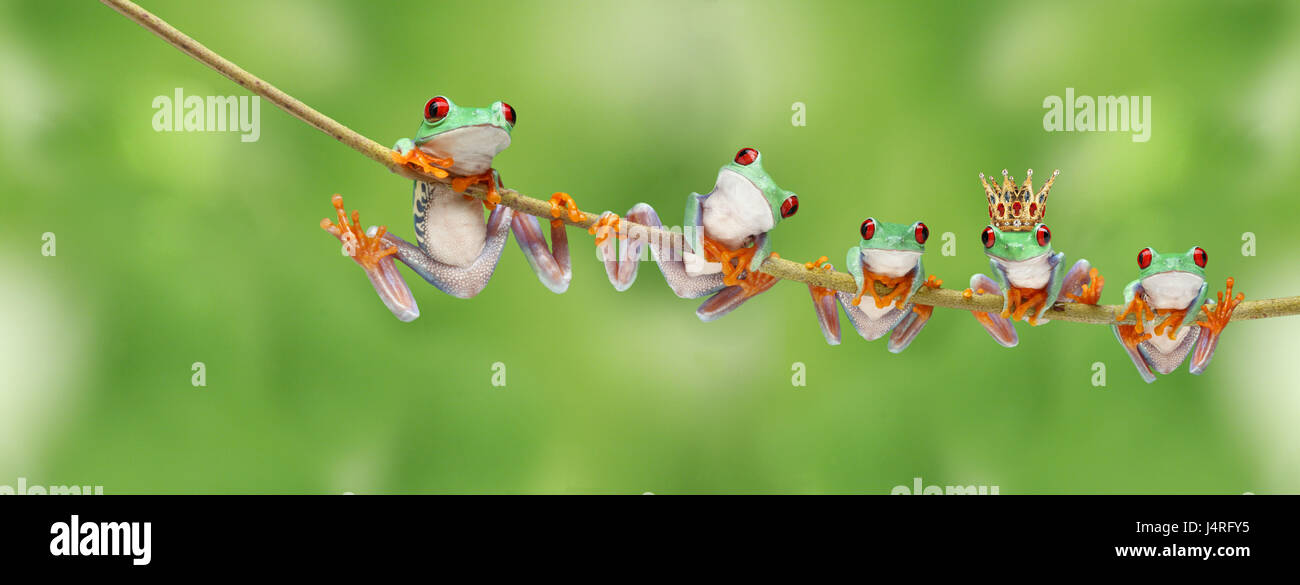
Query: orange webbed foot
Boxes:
[
  {"xmin": 804, "ymin": 256, "xmax": 831, "ymax": 271},
  {"xmin": 1116, "ymin": 323, "xmax": 1153, "ymax": 348},
  {"xmin": 701, "ymin": 237, "xmax": 774, "ymax": 294},
  {"xmin": 319, "ymin": 194, "xmax": 398, "ymax": 270},
  {"xmin": 1001, "ymin": 287, "xmax": 1023, "ymax": 319},
  {"xmin": 588, "ymin": 212, "xmax": 625, "ymax": 246},
  {"xmin": 1010, "ymin": 288, "xmax": 1047, "ymax": 325},
  {"xmin": 1152, "ymin": 309, "xmax": 1188, "ymax": 340},
  {"xmin": 1116, "ymin": 296, "xmax": 1154, "ymax": 347},
  {"xmin": 391, "ymin": 148, "xmax": 451, "ymax": 179},
  {"xmin": 1067, "ymin": 267, "xmax": 1105, "ymax": 305},
  {"xmin": 1116, "ymin": 295, "xmax": 1156, "ymax": 347},
  {"xmin": 548, "ymin": 192, "xmax": 588, "ymax": 229},
  {"xmin": 849, "ymin": 272, "xmax": 876, "ymax": 307},
  {"xmin": 883, "ymin": 278, "xmax": 911, "ymax": 310},
  {"xmin": 1195, "ymin": 277, "xmax": 1244, "ymax": 335},
  {"xmin": 450, "ymin": 170, "xmax": 501, "ymax": 209}
]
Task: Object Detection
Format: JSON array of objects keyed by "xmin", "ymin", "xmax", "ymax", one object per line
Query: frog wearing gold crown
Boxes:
[{"xmin": 966, "ymin": 169, "xmax": 1104, "ymax": 347}]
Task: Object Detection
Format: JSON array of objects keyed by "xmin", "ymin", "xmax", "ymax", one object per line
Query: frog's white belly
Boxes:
[
  {"xmin": 414, "ymin": 181, "xmax": 487, "ymax": 267},
  {"xmin": 994, "ymin": 253, "xmax": 1052, "ymax": 289},
  {"xmin": 853, "ymin": 295, "xmax": 898, "ymax": 320},
  {"xmin": 1146, "ymin": 322, "xmax": 1193, "ymax": 353},
  {"xmin": 1139, "ymin": 272, "xmax": 1204, "ymax": 353},
  {"xmin": 683, "ymin": 250, "xmax": 722, "ymax": 276},
  {"xmin": 1141, "ymin": 272, "xmax": 1204, "ymax": 310}
]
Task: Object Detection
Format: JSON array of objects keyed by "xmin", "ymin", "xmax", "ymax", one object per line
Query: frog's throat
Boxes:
[
  {"xmin": 415, "ymin": 124, "xmax": 511, "ymax": 176},
  {"xmin": 860, "ymin": 248, "xmax": 921, "ymax": 279},
  {"xmin": 993, "ymin": 252, "xmax": 1052, "ymax": 289},
  {"xmin": 1139, "ymin": 271, "xmax": 1205, "ymax": 309},
  {"xmin": 701, "ymin": 168, "xmax": 775, "ymax": 249}
]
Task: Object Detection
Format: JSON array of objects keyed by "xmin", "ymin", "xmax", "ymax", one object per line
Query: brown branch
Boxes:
[{"xmin": 101, "ymin": 0, "xmax": 1300, "ymax": 326}]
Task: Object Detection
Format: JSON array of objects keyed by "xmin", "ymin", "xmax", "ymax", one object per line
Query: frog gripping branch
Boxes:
[
  {"xmin": 966, "ymin": 169, "xmax": 1103, "ymax": 347},
  {"xmin": 322, "ymin": 96, "xmax": 574, "ymax": 321},
  {"xmin": 1111, "ymin": 247, "xmax": 1242, "ymax": 383},
  {"xmin": 591, "ymin": 147, "xmax": 798, "ymax": 322},
  {"xmin": 805, "ymin": 219, "xmax": 941, "ymax": 353},
  {"xmin": 103, "ymin": 0, "xmax": 1300, "ymax": 386}
]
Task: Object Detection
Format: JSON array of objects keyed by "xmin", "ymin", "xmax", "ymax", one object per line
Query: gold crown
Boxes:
[{"xmin": 979, "ymin": 168, "xmax": 1058, "ymax": 231}]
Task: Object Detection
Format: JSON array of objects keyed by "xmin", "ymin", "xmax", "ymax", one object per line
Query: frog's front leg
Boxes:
[
  {"xmin": 966, "ymin": 274, "xmax": 1018, "ymax": 347},
  {"xmin": 320, "ymin": 194, "xmax": 420, "ymax": 322},
  {"xmin": 382, "ymin": 195, "xmax": 515, "ymax": 300},
  {"xmin": 392, "ymin": 138, "xmax": 452, "ymax": 179},
  {"xmin": 1190, "ymin": 277, "xmax": 1244, "ymax": 374},
  {"xmin": 1112, "ymin": 286, "xmax": 1158, "ymax": 383},
  {"xmin": 509, "ymin": 194, "xmax": 577, "ymax": 294}
]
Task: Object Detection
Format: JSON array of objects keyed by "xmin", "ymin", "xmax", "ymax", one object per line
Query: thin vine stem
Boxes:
[{"xmin": 102, "ymin": 0, "xmax": 1300, "ymax": 326}]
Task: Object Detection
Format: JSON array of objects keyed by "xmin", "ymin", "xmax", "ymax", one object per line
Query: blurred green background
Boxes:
[{"xmin": 1, "ymin": 0, "xmax": 1297, "ymax": 494}]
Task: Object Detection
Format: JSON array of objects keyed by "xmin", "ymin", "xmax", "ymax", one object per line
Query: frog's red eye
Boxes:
[
  {"xmin": 860, "ymin": 218, "xmax": 876, "ymax": 240},
  {"xmin": 1193, "ymin": 246, "xmax": 1208, "ymax": 268},
  {"xmin": 981, "ymin": 226, "xmax": 995, "ymax": 248},
  {"xmin": 501, "ymin": 102, "xmax": 516, "ymax": 126},
  {"xmin": 424, "ymin": 96, "xmax": 450, "ymax": 123},
  {"xmin": 1137, "ymin": 247, "xmax": 1153, "ymax": 269},
  {"xmin": 734, "ymin": 147, "xmax": 759, "ymax": 166},
  {"xmin": 914, "ymin": 222, "xmax": 929, "ymax": 244},
  {"xmin": 1036, "ymin": 224, "xmax": 1051, "ymax": 246},
  {"xmin": 780, "ymin": 195, "xmax": 798, "ymax": 218}
]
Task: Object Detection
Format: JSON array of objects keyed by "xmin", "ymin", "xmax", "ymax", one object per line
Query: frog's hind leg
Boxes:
[
  {"xmin": 888, "ymin": 275, "xmax": 942, "ymax": 353},
  {"xmin": 804, "ymin": 259, "xmax": 841, "ymax": 345},
  {"xmin": 511, "ymin": 211, "xmax": 572, "ymax": 294},
  {"xmin": 968, "ymin": 274, "xmax": 1018, "ymax": 347},
  {"xmin": 842, "ymin": 291, "xmax": 908, "ymax": 342},
  {"xmin": 887, "ymin": 304, "xmax": 932, "ymax": 353},
  {"xmin": 1190, "ymin": 277, "xmax": 1244, "ymax": 375},
  {"xmin": 592, "ymin": 205, "xmax": 647, "ymax": 292},
  {"xmin": 1060, "ymin": 260, "xmax": 1103, "ymax": 305},
  {"xmin": 695, "ymin": 276, "xmax": 778, "ymax": 322},
  {"xmin": 1189, "ymin": 323, "xmax": 1222, "ymax": 376},
  {"xmin": 381, "ymin": 202, "xmax": 515, "ymax": 300},
  {"xmin": 595, "ymin": 203, "xmax": 726, "ymax": 298},
  {"xmin": 320, "ymin": 194, "xmax": 420, "ymax": 322},
  {"xmin": 1112, "ymin": 323, "xmax": 1158, "ymax": 383}
]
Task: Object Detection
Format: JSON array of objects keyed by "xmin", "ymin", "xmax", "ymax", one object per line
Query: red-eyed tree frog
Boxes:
[
  {"xmin": 966, "ymin": 169, "xmax": 1103, "ymax": 347},
  {"xmin": 1112, "ymin": 246, "xmax": 1243, "ymax": 383},
  {"xmin": 319, "ymin": 96, "xmax": 571, "ymax": 321},
  {"xmin": 590, "ymin": 147, "xmax": 799, "ymax": 321},
  {"xmin": 805, "ymin": 218, "xmax": 943, "ymax": 352}
]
